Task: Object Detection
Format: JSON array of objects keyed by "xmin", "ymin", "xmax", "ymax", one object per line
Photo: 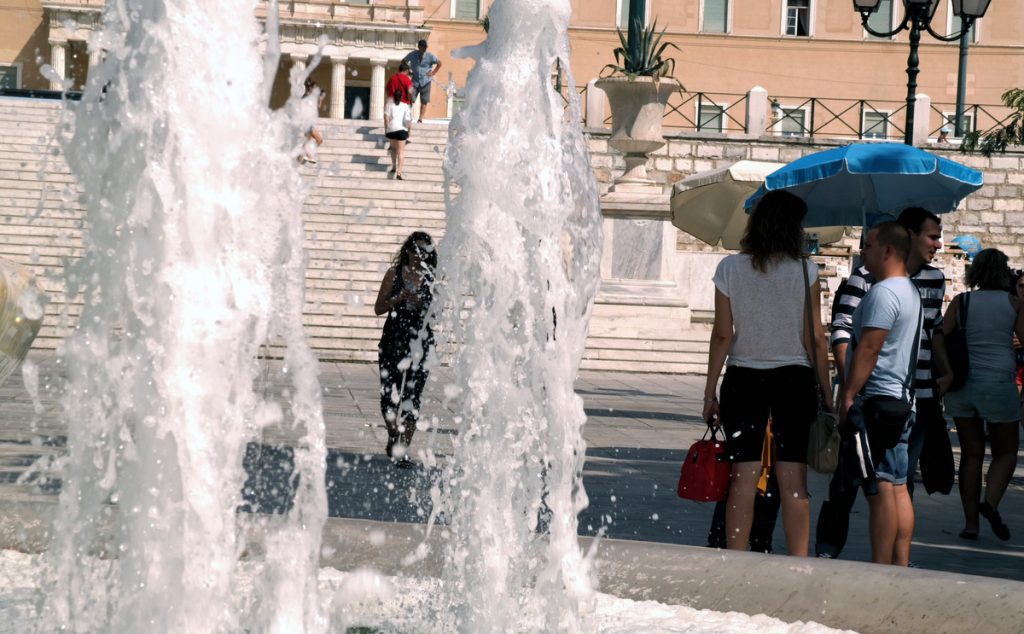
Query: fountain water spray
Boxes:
[
  {"xmin": 45, "ymin": 0, "xmax": 327, "ymax": 630},
  {"xmin": 432, "ymin": 0, "xmax": 603, "ymax": 630}
]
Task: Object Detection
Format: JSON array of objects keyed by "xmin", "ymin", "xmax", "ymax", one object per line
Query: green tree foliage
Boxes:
[{"xmin": 960, "ymin": 88, "xmax": 1024, "ymax": 157}]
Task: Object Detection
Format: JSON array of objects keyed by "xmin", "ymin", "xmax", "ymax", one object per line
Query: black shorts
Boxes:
[
  {"xmin": 719, "ymin": 364, "xmax": 817, "ymax": 464},
  {"xmin": 385, "ymin": 130, "xmax": 409, "ymax": 141}
]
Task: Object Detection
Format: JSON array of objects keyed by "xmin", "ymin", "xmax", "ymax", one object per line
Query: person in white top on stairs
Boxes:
[{"xmin": 384, "ymin": 89, "xmax": 413, "ymax": 180}]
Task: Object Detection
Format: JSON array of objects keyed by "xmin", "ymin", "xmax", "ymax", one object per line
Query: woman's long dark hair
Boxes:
[
  {"xmin": 966, "ymin": 248, "xmax": 1011, "ymax": 291},
  {"xmin": 394, "ymin": 231, "xmax": 437, "ymax": 276},
  {"xmin": 741, "ymin": 190, "xmax": 808, "ymax": 272}
]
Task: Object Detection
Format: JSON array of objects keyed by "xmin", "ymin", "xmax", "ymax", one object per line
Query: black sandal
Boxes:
[
  {"xmin": 979, "ymin": 501, "xmax": 1011, "ymax": 541},
  {"xmin": 958, "ymin": 529, "xmax": 978, "ymax": 540}
]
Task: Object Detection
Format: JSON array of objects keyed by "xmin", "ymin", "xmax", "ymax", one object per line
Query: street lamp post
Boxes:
[
  {"xmin": 627, "ymin": 0, "xmax": 646, "ymax": 65},
  {"xmin": 853, "ymin": 0, "xmax": 991, "ymax": 145}
]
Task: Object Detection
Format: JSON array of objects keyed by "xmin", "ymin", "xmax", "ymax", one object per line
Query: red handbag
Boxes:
[{"xmin": 677, "ymin": 424, "xmax": 731, "ymax": 502}]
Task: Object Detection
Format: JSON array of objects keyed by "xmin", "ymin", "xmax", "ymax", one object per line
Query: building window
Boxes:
[
  {"xmin": 784, "ymin": 0, "xmax": 811, "ymax": 37},
  {"xmin": 944, "ymin": 112, "xmax": 975, "ymax": 137},
  {"xmin": 0, "ymin": 64, "xmax": 20, "ymax": 90},
  {"xmin": 863, "ymin": 110, "xmax": 890, "ymax": 139},
  {"xmin": 617, "ymin": 0, "xmax": 650, "ymax": 29},
  {"xmin": 453, "ymin": 0, "xmax": 480, "ymax": 20},
  {"xmin": 947, "ymin": 1, "xmax": 979, "ymax": 43},
  {"xmin": 776, "ymin": 106, "xmax": 808, "ymax": 137},
  {"xmin": 702, "ymin": 0, "xmax": 728, "ymax": 34},
  {"xmin": 866, "ymin": 0, "xmax": 894, "ymax": 38},
  {"xmin": 698, "ymin": 104, "xmax": 725, "ymax": 132}
]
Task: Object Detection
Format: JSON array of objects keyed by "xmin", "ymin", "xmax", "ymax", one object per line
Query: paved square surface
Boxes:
[{"xmin": 1, "ymin": 353, "xmax": 1022, "ymax": 582}]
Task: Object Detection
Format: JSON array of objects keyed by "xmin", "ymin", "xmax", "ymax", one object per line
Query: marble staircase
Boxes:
[{"xmin": 0, "ymin": 96, "xmax": 710, "ymax": 373}]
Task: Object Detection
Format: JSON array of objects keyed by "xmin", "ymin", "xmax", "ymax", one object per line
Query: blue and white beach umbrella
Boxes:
[{"xmin": 744, "ymin": 143, "xmax": 984, "ymax": 228}]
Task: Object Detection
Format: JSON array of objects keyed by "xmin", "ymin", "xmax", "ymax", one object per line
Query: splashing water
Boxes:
[
  {"xmin": 431, "ymin": 0, "xmax": 603, "ymax": 630},
  {"xmin": 44, "ymin": 0, "xmax": 327, "ymax": 630}
]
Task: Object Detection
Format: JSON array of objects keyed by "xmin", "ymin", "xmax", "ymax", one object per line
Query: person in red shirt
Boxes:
[{"xmin": 385, "ymin": 62, "xmax": 413, "ymax": 106}]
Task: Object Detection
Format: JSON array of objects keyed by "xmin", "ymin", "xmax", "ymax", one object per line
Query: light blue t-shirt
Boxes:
[
  {"xmin": 402, "ymin": 50, "xmax": 439, "ymax": 88},
  {"xmin": 848, "ymin": 276, "xmax": 922, "ymax": 400}
]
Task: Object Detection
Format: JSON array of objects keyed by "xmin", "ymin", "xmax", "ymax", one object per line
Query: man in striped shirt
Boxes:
[{"xmin": 815, "ymin": 207, "xmax": 953, "ymax": 559}]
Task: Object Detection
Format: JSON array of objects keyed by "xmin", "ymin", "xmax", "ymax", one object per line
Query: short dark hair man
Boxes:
[
  {"xmin": 401, "ymin": 39, "xmax": 442, "ymax": 123},
  {"xmin": 815, "ymin": 207, "xmax": 949, "ymax": 559},
  {"xmin": 840, "ymin": 221, "xmax": 922, "ymax": 566}
]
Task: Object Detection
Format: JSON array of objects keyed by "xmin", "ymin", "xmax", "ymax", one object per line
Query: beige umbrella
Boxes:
[{"xmin": 671, "ymin": 160, "xmax": 845, "ymax": 250}]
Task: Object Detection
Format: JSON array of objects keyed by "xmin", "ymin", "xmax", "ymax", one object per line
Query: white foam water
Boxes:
[
  {"xmin": 13, "ymin": 0, "xmax": 854, "ymax": 631},
  {"xmin": 43, "ymin": 0, "xmax": 327, "ymax": 630},
  {"xmin": 429, "ymin": 0, "xmax": 603, "ymax": 631},
  {"xmin": 1, "ymin": 550, "xmax": 855, "ymax": 633}
]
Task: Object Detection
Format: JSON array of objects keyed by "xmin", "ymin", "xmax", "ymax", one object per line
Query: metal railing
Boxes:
[
  {"xmin": 766, "ymin": 95, "xmax": 911, "ymax": 141},
  {"xmin": 927, "ymin": 101, "xmax": 1019, "ymax": 138}
]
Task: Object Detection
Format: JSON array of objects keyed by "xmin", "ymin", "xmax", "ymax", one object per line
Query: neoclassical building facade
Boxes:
[{"xmin": 2, "ymin": 1, "xmax": 1022, "ymax": 132}]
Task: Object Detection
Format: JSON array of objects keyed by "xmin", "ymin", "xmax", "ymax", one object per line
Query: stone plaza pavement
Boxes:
[{"xmin": 1, "ymin": 353, "xmax": 1022, "ymax": 582}]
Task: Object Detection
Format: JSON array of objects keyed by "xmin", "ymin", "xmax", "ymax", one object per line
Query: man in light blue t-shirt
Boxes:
[
  {"xmin": 840, "ymin": 221, "xmax": 922, "ymax": 567},
  {"xmin": 401, "ymin": 39, "xmax": 442, "ymax": 123}
]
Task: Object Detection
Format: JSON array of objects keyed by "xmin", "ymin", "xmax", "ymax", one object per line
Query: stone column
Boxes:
[
  {"xmin": 913, "ymin": 93, "xmax": 932, "ymax": 147},
  {"xmin": 745, "ymin": 85, "xmax": 770, "ymax": 137},
  {"xmin": 49, "ymin": 41, "xmax": 66, "ymax": 90},
  {"xmin": 370, "ymin": 58, "xmax": 387, "ymax": 121},
  {"xmin": 585, "ymin": 78, "xmax": 606, "ymax": 129},
  {"xmin": 330, "ymin": 57, "xmax": 347, "ymax": 119}
]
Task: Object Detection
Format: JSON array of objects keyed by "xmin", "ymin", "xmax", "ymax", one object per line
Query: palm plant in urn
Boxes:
[{"xmin": 596, "ymin": 18, "xmax": 682, "ymax": 189}]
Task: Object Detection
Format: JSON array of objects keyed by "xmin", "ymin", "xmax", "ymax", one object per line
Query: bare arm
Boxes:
[
  {"xmin": 940, "ymin": 294, "xmax": 961, "ymax": 337},
  {"xmin": 839, "ymin": 327, "xmax": 888, "ymax": 426},
  {"xmin": 931, "ymin": 329, "xmax": 954, "ymax": 395},
  {"xmin": 1014, "ymin": 296, "xmax": 1024, "ymax": 344},
  {"xmin": 832, "ymin": 342, "xmax": 849, "ymax": 386},
  {"xmin": 428, "ymin": 60, "xmax": 442, "ymax": 78},
  {"xmin": 803, "ymin": 278, "xmax": 834, "ymax": 412},
  {"xmin": 374, "ymin": 267, "xmax": 399, "ymax": 316},
  {"xmin": 702, "ymin": 289, "xmax": 733, "ymax": 423}
]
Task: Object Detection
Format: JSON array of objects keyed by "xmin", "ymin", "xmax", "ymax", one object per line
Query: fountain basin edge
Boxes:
[{"xmin": 2, "ymin": 499, "xmax": 1020, "ymax": 633}]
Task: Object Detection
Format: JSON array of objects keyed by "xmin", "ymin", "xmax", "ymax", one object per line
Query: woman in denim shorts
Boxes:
[
  {"xmin": 940, "ymin": 249, "xmax": 1024, "ymax": 541},
  {"xmin": 702, "ymin": 191, "xmax": 833, "ymax": 556}
]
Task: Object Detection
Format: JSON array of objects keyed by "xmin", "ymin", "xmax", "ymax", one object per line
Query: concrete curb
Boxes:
[
  {"xmin": 317, "ymin": 517, "xmax": 1024, "ymax": 634},
  {"xmin": 5, "ymin": 502, "xmax": 1023, "ymax": 633}
]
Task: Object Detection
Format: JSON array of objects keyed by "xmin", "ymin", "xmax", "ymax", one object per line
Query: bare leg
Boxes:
[
  {"xmin": 955, "ymin": 417, "xmax": 985, "ymax": 535},
  {"xmin": 891, "ymin": 483, "xmax": 914, "ymax": 565},
  {"xmin": 399, "ymin": 416, "xmax": 416, "ymax": 447},
  {"xmin": 984, "ymin": 421, "xmax": 1020, "ymax": 509},
  {"xmin": 774, "ymin": 461, "xmax": 810, "ymax": 556},
  {"xmin": 396, "ymin": 139, "xmax": 406, "ymax": 176},
  {"xmin": 867, "ymin": 482, "xmax": 898, "ymax": 564},
  {"xmin": 724, "ymin": 462, "xmax": 760, "ymax": 550},
  {"xmin": 388, "ymin": 140, "xmax": 398, "ymax": 172}
]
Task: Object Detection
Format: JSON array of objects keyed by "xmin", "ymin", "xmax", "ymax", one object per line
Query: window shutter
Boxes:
[{"xmin": 703, "ymin": 0, "xmax": 728, "ymax": 33}]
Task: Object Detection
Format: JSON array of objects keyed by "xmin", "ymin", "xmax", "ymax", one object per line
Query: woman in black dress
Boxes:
[{"xmin": 373, "ymin": 232, "xmax": 436, "ymax": 467}]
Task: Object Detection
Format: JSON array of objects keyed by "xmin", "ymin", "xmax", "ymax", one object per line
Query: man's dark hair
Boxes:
[
  {"xmin": 897, "ymin": 207, "xmax": 941, "ymax": 233},
  {"xmin": 399, "ymin": 61, "xmax": 410, "ymax": 72},
  {"xmin": 873, "ymin": 221, "xmax": 911, "ymax": 261},
  {"xmin": 417, "ymin": 39, "xmax": 428, "ymax": 48}
]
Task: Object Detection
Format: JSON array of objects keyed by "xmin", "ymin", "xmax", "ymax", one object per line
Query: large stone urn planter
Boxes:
[{"xmin": 595, "ymin": 76, "xmax": 680, "ymax": 189}]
